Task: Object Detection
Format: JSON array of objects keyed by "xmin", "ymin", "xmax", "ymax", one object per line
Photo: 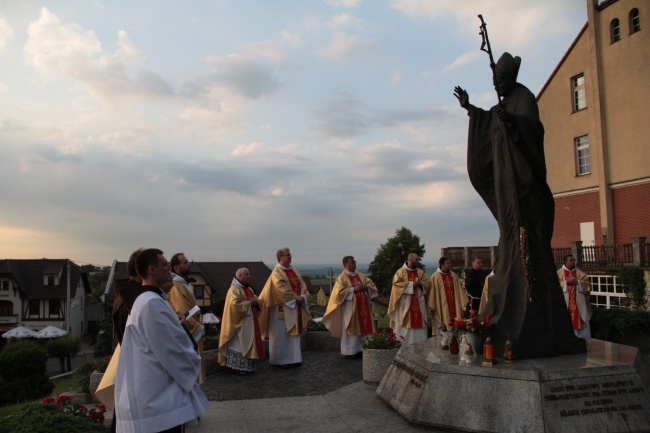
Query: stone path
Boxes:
[{"xmin": 202, "ymin": 350, "xmax": 363, "ymax": 401}]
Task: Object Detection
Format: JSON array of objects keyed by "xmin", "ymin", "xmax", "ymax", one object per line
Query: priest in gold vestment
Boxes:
[
  {"xmin": 388, "ymin": 253, "xmax": 431, "ymax": 346},
  {"xmin": 258, "ymin": 247, "xmax": 311, "ymax": 368},
  {"xmin": 323, "ymin": 256, "xmax": 378, "ymax": 359},
  {"xmin": 168, "ymin": 252, "xmax": 206, "ymax": 384},
  {"xmin": 428, "ymin": 257, "xmax": 468, "ymax": 334},
  {"xmin": 557, "ymin": 254, "xmax": 592, "ymax": 338},
  {"xmin": 218, "ymin": 268, "xmax": 265, "ymax": 374}
]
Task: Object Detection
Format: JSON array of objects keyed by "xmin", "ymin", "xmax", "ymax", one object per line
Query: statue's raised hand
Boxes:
[{"xmin": 454, "ymin": 86, "xmax": 469, "ymax": 110}]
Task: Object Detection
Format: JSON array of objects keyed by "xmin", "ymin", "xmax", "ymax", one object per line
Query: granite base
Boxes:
[{"xmin": 377, "ymin": 337, "xmax": 650, "ymax": 433}]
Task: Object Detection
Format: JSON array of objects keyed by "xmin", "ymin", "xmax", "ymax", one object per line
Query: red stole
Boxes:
[
  {"xmin": 441, "ymin": 273, "xmax": 456, "ymax": 325},
  {"xmin": 564, "ymin": 269, "xmax": 581, "ymax": 330},
  {"xmin": 280, "ymin": 268, "xmax": 304, "ymax": 333},
  {"xmin": 243, "ymin": 286, "xmax": 265, "ymax": 358},
  {"xmin": 406, "ymin": 269, "xmax": 424, "ymax": 328},
  {"xmin": 348, "ymin": 274, "xmax": 373, "ymax": 335}
]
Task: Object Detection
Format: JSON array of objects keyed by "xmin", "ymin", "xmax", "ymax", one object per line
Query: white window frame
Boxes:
[
  {"xmin": 589, "ymin": 274, "xmax": 629, "ymax": 309},
  {"xmin": 572, "ymin": 74, "xmax": 586, "ymax": 111},
  {"xmin": 575, "ymin": 135, "xmax": 591, "ymax": 175}
]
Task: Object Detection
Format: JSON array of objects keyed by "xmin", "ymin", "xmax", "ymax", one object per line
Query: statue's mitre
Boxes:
[{"xmin": 495, "ymin": 52, "xmax": 521, "ymax": 79}]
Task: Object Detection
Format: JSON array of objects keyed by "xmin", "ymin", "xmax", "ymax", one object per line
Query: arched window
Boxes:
[
  {"xmin": 610, "ymin": 18, "xmax": 621, "ymax": 43},
  {"xmin": 629, "ymin": 8, "xmax": 641, "ymax": 34}
]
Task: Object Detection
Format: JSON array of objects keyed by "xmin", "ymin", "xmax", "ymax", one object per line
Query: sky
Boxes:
[{"xmin": 0, "ymin": 0, "xmax": 587, "ymax": 269}]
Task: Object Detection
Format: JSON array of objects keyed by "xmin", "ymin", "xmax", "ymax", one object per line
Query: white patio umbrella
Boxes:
[
  {"xmin": 34, "ymin": 325, "xmax": 68, "ymax": 339},
  {"xmin": 202, "ymin": 313, "xmax": 220, "ymax": 324},
  {"xmin": 2, "ymin": 326, "xmax": 37, "ymax": 339}
]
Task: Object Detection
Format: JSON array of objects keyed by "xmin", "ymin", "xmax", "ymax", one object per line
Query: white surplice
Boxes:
[{"xmin": 115, "ymin": 290, "xmax": 208, "ymax": 433}]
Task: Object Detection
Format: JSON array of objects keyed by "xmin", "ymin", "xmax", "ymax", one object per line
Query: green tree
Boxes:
[
  {"xmin": 45, "ymin": 337, "xmax": 81, "ymax": 373},
  {"xmin": 368, "ymin": 227, "xmax": 426, "ymax": 296}
]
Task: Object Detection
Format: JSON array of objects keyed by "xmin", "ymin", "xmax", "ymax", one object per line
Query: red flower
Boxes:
[
  {"xmin": 56, "ymin": 395, "xmax": 71, "ymax": 407},
  {"xmin": 41, "ymin": 397, "xmax": 55, "ymax": 404}
]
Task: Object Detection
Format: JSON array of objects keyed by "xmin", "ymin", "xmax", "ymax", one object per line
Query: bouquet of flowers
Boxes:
[
  {"xmin": 361, "ymin": 330, "xmax": 403, "ymax": 350},
  {"xmin": 451, "ymin": 310, "xmax": 491, "ymax": 336}
]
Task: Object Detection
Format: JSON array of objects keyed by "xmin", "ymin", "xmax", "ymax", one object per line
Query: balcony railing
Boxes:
[{"xmin": 442, "ymin": 236, "xmax": 648, "ymax": 269}]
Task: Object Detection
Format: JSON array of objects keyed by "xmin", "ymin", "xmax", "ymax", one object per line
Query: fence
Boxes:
[{"xmin": 443, "ymin": 237, "xmax": 648, "ymax": 269}]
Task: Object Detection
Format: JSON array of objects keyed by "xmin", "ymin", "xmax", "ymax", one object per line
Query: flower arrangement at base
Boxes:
[
  {"xmin": 451, "ymin": 310, "xmax": 491, "ymax": 336},
  {"xmin": 361, "ymin": 330, "xmax": 403, "ymax": 350},
  {"xmin": 40, "ymin": 394, "xmax": 106, "ymax": 423}
]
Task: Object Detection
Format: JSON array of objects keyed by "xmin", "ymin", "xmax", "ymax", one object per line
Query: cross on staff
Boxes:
[{"xmin": 478, "ymin": 15, "xmax": 502, "ymax": 106}]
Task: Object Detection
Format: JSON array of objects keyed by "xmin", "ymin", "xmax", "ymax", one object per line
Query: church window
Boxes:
[
  {"xmin": 572, "ymin": 74, "xmax": 586, "ymax": 111},
  {"xmin": 629, "ymin": 9, "xmax": 640, "ymax": 34},
  {"xmin": 610, "ymin": 18, "xmax": 621, "ymax": 43},
  {"xmin": 575, "ymin": 135, "xmax": 591, "ymax": 175}
]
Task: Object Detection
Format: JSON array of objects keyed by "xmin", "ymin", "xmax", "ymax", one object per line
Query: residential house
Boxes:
[
  {"xmin": 0, "ymin": 259, "xmax": 91, "ymax": 338},
  {"xmin": 105, "ymin": 260, "xmax": 273, "ymax": 316},
  {"xmin": 538, "ymin": 0, "xmax": 649, "ymax": 248},
  {"xmin": 315, "ymin": 285, "xmax": 332, "ymax": 308}
]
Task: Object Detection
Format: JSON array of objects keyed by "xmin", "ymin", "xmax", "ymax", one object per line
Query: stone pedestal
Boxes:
[
  {"xmin": 377, "ymin": 337, "xmax": 650, "ymax": 433},
  {"xmin": 363, "ymin": 348, "xmax": 399, "ymax": 383},
  {"xmin": 88, "ymin": 371, "xmax": 103, "ymax": 403}
]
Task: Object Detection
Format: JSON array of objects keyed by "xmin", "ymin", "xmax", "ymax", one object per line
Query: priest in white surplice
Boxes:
[
  {"xmin": 388, "ymin": 253, "xmax": 431, "ymax": 347},
  {"xmin": 323, "ymin": 256, "xmax": 378, "ymax": 359},
  {"xmin": 258, "ymin": 247, "xmax": 311, "ymax": 369},
  {"xmin": 115, "ymin": 248, "xmax": 207, "ymax": 433}
]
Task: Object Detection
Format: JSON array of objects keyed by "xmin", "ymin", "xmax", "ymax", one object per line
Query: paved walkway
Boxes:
[{"xmin": 189, "ymin": 350, "xmax": 441, "ymax": 433}]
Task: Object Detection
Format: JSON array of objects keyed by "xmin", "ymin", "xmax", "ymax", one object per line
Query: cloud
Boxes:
[
  {"xmin": 443, "ymin": 51, "xmax": 481, "ymax": 72},
  {"xmin": 232, "ymin": 141, "xmax": 264, "ymax": 156},
  {"xmin": 325, "ymin": 0, "xmax": 361, "ymax": 8},
  {"xmin": 316, "ymin": 32, "xmax": 380, "ymax": 61},
  {"xmin": 312, "ymin": 91, "xmax": 447, "ymax": 138},
  {"xmin": 0, "ymin": 15, "xmax": 15, "ymax": 52},
  {"xmin": 390, "ymin": 0, "xmax": 585, "ymax": 52},
  {"xmin": 24, "ymin": 8, "xmax": 172, "ymax": 100},
  {"xmin": 241, "ymin": 40, "xmax": 285, "ymax": 61},
  {"xmin": 206, "ymin": 54, "xmax": 281, "ymax": 99}
]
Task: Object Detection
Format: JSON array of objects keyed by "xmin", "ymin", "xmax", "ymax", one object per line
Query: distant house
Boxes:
[
  {"xmin": 0, "ymin": 259, "xmax": 91, "ymax": 337},
  {"xmin": 105, "ymin": 260, "xmax": 273, "ymax": 315},
  {"xmin": 315, "ymin": 285, "xmax": 332, "ymax": 307}
]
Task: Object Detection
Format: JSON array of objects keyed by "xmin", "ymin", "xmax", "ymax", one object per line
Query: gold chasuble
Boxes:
[
  {"xmin": 441, "ymin": 273, "xmax": 457, "ymax": 325},
  {"xmin": 348, "ymin": 274, "xmax": 374, "ymax": 335},
  {"xmin": 258, "ymin": 265, "xmax": 311, "ymax": 338},
  {"xmin": 244, "ymin": 286, "xmax": 265, "ymax": 358},
  {"xmin": 406, "ymin": 269, "xmax": 424, "ymax": 328},
  {"xmin": 217, "ymin": 283, "xmax": 265, "ymax": 366},
  {"xmin": 281, "ymin": 268, "xmax": 305, "ymax": 334},
  {"xmin": 322, "ymin": 270, "xmax": 379, "ymax": 340}
]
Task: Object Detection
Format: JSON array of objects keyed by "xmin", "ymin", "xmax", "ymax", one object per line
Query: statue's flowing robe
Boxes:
[{"xmin": 467, "ymin": 83, "xmax": 584, "ymax": 358}]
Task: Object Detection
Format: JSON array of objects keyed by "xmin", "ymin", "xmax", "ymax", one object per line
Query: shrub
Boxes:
[
  {"xmin": 203, "ymin": 335, "xmax": 219, "ymax": 351},
  {"xmin": 591, "ymin": 307, "xmax": 650, "ymax": 342},
  {"xmin": 615, "ymin": 267, "xmax": 648, "ymax": 310},
  {"xmin": 93, "ymin": 316, "xmax": 113, "ymax": 357},
  {"xmin": 307, "ymin": 319, "xmax": 327, "ymax": 332},
  {"xmin": 0, "ymin": 341, "xmax": 54, "ymax": 407},
  {"xmin": 0, "ymin": 401, "xmax": 107, "ymax": 433}
]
